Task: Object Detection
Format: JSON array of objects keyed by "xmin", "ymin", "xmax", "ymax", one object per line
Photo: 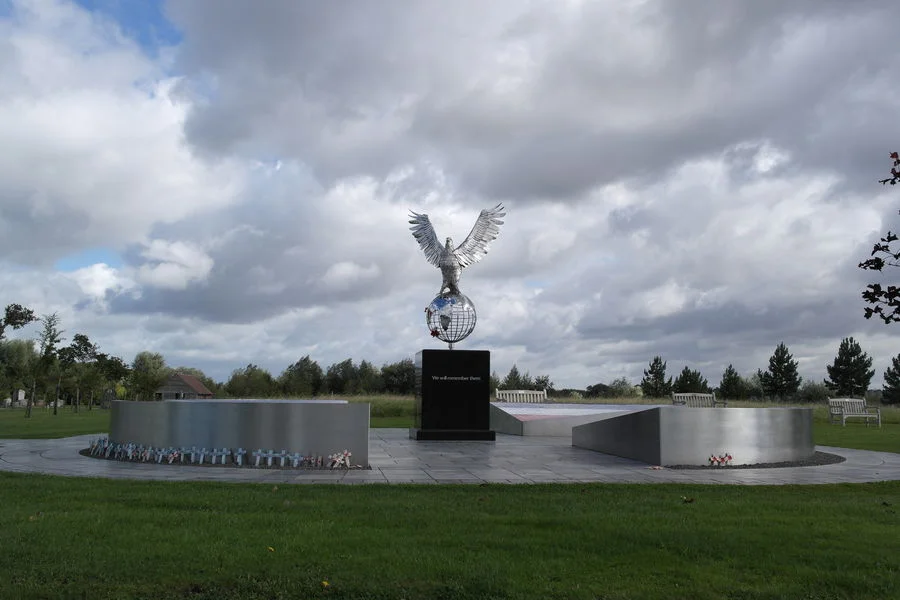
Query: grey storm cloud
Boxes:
[{"xmin": 166, "ymin": 0, "xmax": 899, "ymax": 201}]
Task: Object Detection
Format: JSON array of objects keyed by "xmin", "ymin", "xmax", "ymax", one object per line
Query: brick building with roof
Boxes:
[{"xmin": 154, "ymin": 372, "xmax": 214, "ymax": 400}]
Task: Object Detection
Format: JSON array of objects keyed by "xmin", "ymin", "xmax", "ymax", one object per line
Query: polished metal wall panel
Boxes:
[
  {"xmin": 488, "ymin": 403, "xmax": 524, "ymax": 436},
  {"xmin": 659, "ymin": 407, "xmax": 813, "ymax": 465},
  {"xmin": 572, "ymin": 408, "xmax": 662, "ymax": 464},
  {"xmin": 490, "ymin": 404, "xmax": 652, "ymax": 438},
  {"xmin": 572, "ymin": 407, "xmax": 813, "ymax": 466},
  {"xmin": 110, "ymin": 400, "xmax": 370, "ymax": 465}
]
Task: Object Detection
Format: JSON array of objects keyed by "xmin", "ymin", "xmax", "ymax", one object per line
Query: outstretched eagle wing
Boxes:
[
  {"xmin": 408, "ymin": 210, "xmax": 444, "ymax": 268},
  {"xmin": 454, "ymin": 203, "xmax": 506, "ymax": 268}
]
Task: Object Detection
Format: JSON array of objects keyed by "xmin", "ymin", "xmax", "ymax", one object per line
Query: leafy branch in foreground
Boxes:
[{"xmin": 859, "ymin": 151, "xmax": 900, "ymax": 323}]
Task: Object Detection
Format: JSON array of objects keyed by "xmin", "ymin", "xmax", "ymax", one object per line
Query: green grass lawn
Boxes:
[
  {"xmin": 814, "ymin": 422, "xmax": 900, "ymax": 453},
  {"xmin": 0, "ymin": 407, "xmax": 110, "ymax": 439},
  {"xmin": 0, "ymin": 474, "xmax": 897, "ymax": 599}
]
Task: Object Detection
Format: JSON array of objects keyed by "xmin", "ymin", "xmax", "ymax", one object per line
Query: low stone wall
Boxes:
[{"xmin": 110, "ymin": 399, "xmax": 370, "ymax": 466}]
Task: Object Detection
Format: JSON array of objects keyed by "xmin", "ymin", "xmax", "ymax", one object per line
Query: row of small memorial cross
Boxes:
[{"xmin": 87, "ymin": 438, "xmax": 355, "ymax": 469}]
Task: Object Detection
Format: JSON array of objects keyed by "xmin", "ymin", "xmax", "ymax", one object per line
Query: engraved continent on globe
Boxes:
[{"xmin": 425, "ymin": 292, "xmax": 477, "ymax": 345}]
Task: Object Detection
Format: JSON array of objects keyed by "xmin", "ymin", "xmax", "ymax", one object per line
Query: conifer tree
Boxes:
[
  {"xmin": 757, "ymin": 342, "xmax": 802, "ymax": 400},
  {"xmin": 640, "ymin": 356, "xmax": 672, "ymax": 398},
  {"xmin": 672, "ymin": 366, "xmax": 710, "ymax": 394},
  {"xmin": 882, "ymin": 353, "xmax": 900, "ymax": 405},
  {"xmin": 824, "ymin": 337, "xmax": 875, "ymax": 398},
  {"xmin": 718, "ymin": 364, "xmax": 744, "ymax": 400},
  {"xmin": 502, "ymin": 364, "xmax": 524, "ymax": 389}
]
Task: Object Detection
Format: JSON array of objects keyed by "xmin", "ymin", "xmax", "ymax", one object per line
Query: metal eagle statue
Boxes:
[{"xmin": 409, "ymin": 204, "xmax": 506, "ymax": 296}]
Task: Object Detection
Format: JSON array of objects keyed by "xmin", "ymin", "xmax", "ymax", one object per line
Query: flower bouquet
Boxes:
[{"xmin": 708, "ymin": 452, "xmax": 733, "ymax": 467}]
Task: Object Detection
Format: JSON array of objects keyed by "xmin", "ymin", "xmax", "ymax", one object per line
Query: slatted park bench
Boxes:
[
  {"xmin": 495, "ymin": 389, "xmax": 547, "ymax": 403},
  {"xmin": 671, "ymin": 392, "xmax": 727, "ymax": 408},
  {"xmin": 828, "ymin": 398, "xmax": 881, "ymax": 427}
]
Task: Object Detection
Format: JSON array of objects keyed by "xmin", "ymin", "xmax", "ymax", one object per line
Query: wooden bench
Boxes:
[
  {"xmin": 671, "ymin": 392, "xmax": 727, "ymax": 408},
  {"xmin": 828, "ymin": 398, "xmax": 881, "ymax": 427},
  {"xmin": 495, "ymin": 389, "xmax": 547, "ymax": 403}
]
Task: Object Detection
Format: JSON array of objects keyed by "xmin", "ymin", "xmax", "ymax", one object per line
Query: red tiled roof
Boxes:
[{"xmin": 175, "ymin": 373, "xmax": 214, "ymax": 397}]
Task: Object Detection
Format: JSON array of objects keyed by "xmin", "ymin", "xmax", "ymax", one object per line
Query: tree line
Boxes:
[
  {"xmin": 635, "ymin": 339, "xmax": 900, "ymax": 404},
  {"xmin": 3, "ymin": 303, "xmax": 899, "ymax": 412},
  {"xmin": 0, "ymin": 308, "xmax": 130, "ymax": 416},
  {"xmin": 0, "ymin": 303, "xmax": 557, "ymax": 409}
]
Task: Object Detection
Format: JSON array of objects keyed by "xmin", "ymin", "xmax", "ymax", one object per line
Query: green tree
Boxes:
[
  {"xmin": 640, "ymin": 356, "xmax": 672, "ymax": 398},
  {"xmin": 718, "ymin": 364, "xmax": 744, "ymax": 400},
  {"xmin": 743, "ymin": 371, "xmax": 764, "ymax": 400},
  {"xmin": 225, "ymin": 364, "xmax": 276, "ymax": 398},
  {"xmin": 521, "ymin": 370, "xmax": 536, "ymax": 390},
  {"xmin": 501, "ymin": 364, "xmax": 524, "ymax": 390},
  {"xmin": 858, "ymin": 151, "xmax": 900, "ymax": 323},
  {"xmin": 824, "ymin": 337, "xmax": 875, "ymax": 398},
  {"xmin": 30, "ymin": 313, "xmax": 64, "ymax": 417},
  {"xmin": 381, "ymin": 359, "xmax": 415, "ymax": 395},
  {"xmin": 278, "ymin": 356, "xmax": 324, "ymax": 397},
  {"xmin": 672, "ymin": 367, "xmax": 711, "ymax": 394},
  {"xmin": 585, "ymin": 382, "xmax": 613, "ymax": 398},
  {"xmin": 129, "ymin": 351, "xmax": 169, "ymax": 400},
  {"xmin": 64, "ymin": 333, "xmax": 98, "ymax": 413},
  {"xmin": 608, "ymin": 377, "xmax": 637, "ymax": 398},
  {"xmin": 882, "ymin": 353, "xmax": 900, "ymax": 405},
  {"xmin": 796, "ymin": 380, "xmax": 832, "ymax": 403},
  {"xmin": 356, "ymin": 360, "xmax": 384, "ymax": 394},
  {"xmin": 533, "ymin": 374, "xmax": 553, "ymax": 392},
  {"xmin": 489, "ymin": 371, "xmax": 500, "ymax": 395},
  {"xmin": 0, "ymin": 303, "xmax": 37, "ymax": 341},
  {"xmin": 325, "ymin": 359, "xmax": 359, "ymax": 395},
  {"xmin": 0, "ymin": 339, "xmax": 37, "ymax": 406},
  {"xmin": 757, "ymin": 342, "xmax": 802, "ymax": 400},
  {"xmin": 57, "ymin": 344, "xmax": 77, "ymax": 409},
  {"xmin": 95, "ymin": 353, "xmax": 130, "ymax": 407}
]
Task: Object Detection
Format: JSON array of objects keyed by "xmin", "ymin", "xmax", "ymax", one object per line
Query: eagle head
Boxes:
[{"xmin": 445, "ymin": 237, "xmax": 453, "ymax": 250}]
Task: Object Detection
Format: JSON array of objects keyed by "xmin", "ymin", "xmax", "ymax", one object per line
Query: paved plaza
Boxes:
[{"xmin": 1, "ymin": 429, "xmax": 899, "ymax": 485}]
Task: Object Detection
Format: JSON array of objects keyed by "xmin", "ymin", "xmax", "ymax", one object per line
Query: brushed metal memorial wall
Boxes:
[
  {"xmin": 489, "ymin": 403, "xmax": 651, "ymax": 438},
  {"xmin": 110, "ymin": 400, "xmax": 370, "ymax": 466},
  {"xmin": 572, "ymin": 407, "xmax": 814, "ymax": 466}
]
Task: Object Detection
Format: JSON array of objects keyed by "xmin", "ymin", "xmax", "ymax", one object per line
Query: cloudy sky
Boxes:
[{"xmin": 2, "ymin": 0, "xmax": 899, "ymax": 389}]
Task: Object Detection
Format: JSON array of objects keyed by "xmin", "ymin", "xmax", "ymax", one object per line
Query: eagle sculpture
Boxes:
[{"xmin": 409, "ymin": 203, "xmax": 506, "ymax": 296}]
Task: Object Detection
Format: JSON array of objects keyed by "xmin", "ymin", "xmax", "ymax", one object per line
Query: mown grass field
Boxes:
[
  {"xmin": 3, "ymin": 397, "xmax": 899, "ymax": 454},
  {"xmin": 0, "ymin": 406, "xmax": 110, "ymax": 439},
  {"xmin": 1, "ymin": 474, "xmax": 898, "ymax": 599}
]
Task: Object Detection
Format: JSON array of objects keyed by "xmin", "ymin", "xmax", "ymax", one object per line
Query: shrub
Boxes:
[{"xmin": 796, "ymin": 381, "xmax": 831, "ymax": 403}]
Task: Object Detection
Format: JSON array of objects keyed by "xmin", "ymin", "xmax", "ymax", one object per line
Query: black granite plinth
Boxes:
[{"xmin": 409, "ymin": 349, "xmax": 495, "ymax": 441}]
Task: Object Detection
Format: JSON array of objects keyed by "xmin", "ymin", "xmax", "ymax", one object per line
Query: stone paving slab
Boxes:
[{"xmin": 1, "ymin": 429, "xmax": 900, "ymax": 485}]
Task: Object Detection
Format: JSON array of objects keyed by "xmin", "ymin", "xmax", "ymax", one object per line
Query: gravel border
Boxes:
[{"xmin": 666, "ymin": 451, "xmax": 846, "ymax": 470}]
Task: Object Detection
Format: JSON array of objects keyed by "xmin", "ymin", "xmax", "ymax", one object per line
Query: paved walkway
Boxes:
[{"xmin": 2, "ymin": 429, "xmax": 899, "ymax": 485}]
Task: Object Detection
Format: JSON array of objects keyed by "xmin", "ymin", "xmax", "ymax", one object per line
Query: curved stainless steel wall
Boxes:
[
  {"xmin": 110, "ymin": 400, "xmax": 370, "ymax": 465},
  {"xmin": 572, "ymin": 407, "xmax": 814, "ymax": 466}
]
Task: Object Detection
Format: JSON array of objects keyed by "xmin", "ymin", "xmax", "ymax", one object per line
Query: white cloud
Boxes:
[
  {"xmin": 66, "ymin": 263, "xmax": 134, "ymax": 300},
  {"xmin": 2, "ymin": 0, "xmax": 900, "ymax": 393},
  {"xmin": 136, "ymin": 240, "xmax": 214, "ymax": 290},
  {"xmin": 320, "ymin": 262, "xmax": 381, "ymax": 292},
  {"xmin": 0, "ymin": 0, "xmax": 245, "ymax": 264}
]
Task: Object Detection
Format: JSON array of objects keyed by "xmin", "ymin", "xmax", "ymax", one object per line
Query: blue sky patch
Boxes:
[
  {"xmin": 73, "ymin": 0, "xmax": 182, "ymax": 55},
  {"xmin": 54, "ymin": 247, "xmax": 123, "ymax": 272}
]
